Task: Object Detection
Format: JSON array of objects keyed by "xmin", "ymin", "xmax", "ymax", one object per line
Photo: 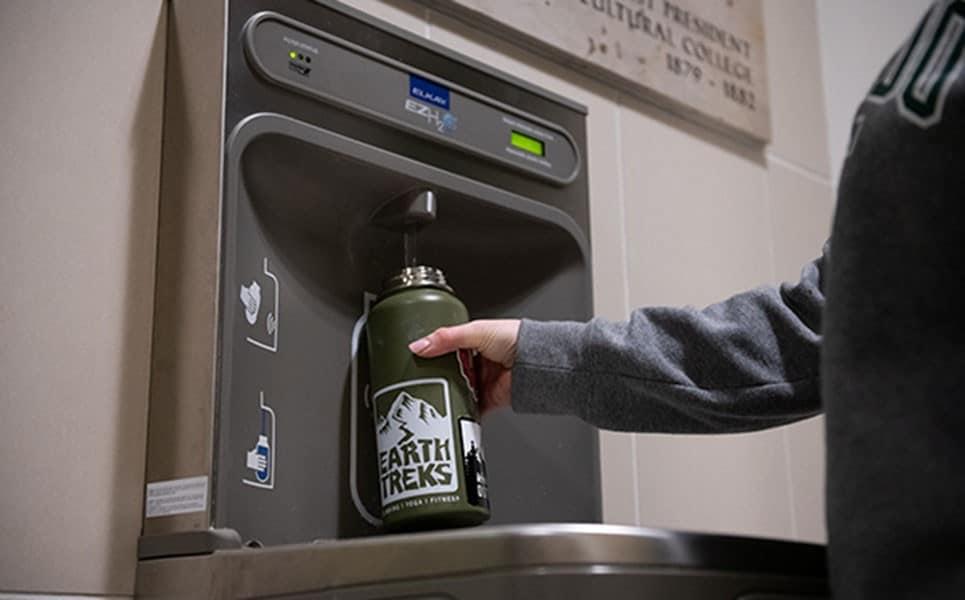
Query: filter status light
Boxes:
[{"xmin": 510, "ymin": 131, "xmax": 544, "ymax": 157}]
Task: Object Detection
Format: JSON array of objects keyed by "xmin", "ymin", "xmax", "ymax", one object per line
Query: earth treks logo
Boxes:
[{"xmin": 374, "ymin": 382, "xmax": 458, "ymax": 505}]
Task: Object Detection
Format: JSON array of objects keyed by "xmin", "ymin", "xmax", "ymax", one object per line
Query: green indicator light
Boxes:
[
  {"xmin": 289, "ymin": 50, "xmax": 297, "ymax": 59},
  {"xmin": 510, "ymin": 131, "xmax": 545, "ymax": 157}
]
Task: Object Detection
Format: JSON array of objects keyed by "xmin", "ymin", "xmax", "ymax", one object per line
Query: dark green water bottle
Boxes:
[{"xmin": 366, "ymin": 265, "xmax": 490, "ymax": 531}]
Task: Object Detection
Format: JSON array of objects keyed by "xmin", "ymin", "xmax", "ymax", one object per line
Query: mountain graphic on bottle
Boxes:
[{"xmin": 377, "ymin": 391, "xmax": 446, "ymax": 448}]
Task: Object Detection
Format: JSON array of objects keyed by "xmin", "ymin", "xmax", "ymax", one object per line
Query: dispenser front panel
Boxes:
[{"xmin": 243, "ymin": 12, "xmax": 581, "ymax": 185}]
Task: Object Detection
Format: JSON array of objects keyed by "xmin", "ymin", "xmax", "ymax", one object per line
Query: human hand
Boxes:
[{"xmin": 408, "ymin": 319, "xmax": 521, "ymax": 416}]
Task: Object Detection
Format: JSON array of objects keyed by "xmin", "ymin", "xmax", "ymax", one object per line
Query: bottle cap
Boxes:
[{"xmin": 382, "ymin": 265, "xmax": 452, "ymax": 295}]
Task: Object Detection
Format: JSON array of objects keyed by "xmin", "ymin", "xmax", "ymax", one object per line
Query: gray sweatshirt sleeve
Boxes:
[{"xmin": 511, "ymin": 249, "xmax": 826, "ymax": 434}]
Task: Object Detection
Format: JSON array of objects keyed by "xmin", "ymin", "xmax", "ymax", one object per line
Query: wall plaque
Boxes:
[{"xmin": 418, "ymin": 0, "xmax": 770, "ymax": 143}]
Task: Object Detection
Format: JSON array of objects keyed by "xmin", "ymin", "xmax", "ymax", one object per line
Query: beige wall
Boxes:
[
  {"xmin": 341, "ymin": 0, "xmax": 835, "ymax": 543},
  {"xmin": 0, "ymin": 0, "xmax": 167, "ymax": 595}
]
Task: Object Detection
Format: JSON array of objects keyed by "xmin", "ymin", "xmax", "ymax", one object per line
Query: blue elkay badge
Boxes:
[{"xmin": 409, "ymin": 74, "xmax": 450, "ymax": 110}]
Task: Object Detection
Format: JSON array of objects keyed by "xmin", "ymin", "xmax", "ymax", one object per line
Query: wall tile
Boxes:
[
  {"xmin": 587, "ymin": 106, "xmax": 631, "ymax": 322},
  {"xmin": 338, "ymin": 0, "xmax": 428, "ymax": 37},
  {"xmin": 785, "ymin": 417, "xmax": 827, "ymax": 542},
  {"xmin": 765, "ymin": 160, "xmax": 833, "ymax": 543},
  {"xmin": 614, "ymin": 94, "xmax": 794, "ymax": 539},
  {"xmin": 599, "ymin": 431, "xmax": 638, "ymax": 525},
  {"xmin": 766, "ymin": 157, "xmax": 835, "ymax": 282},
  {"xmin": 763, "ymin": 0, "xmax": 831, "ymax": 177},
  {"xmin": 634, "ymin": 431, "xmax": 794, "ymax": 539},
  {"xmin": 618, "ymin": 99, "xmax": 773, "ymax": 308}
]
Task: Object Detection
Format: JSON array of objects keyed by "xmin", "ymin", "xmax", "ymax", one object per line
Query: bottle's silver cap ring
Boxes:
[{"xmin": 382, "ymin": 265, "xmax": 452, "ymax": 294}]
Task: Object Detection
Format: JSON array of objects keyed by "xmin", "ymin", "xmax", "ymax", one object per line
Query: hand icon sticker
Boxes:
[
  {"xmin": 244, "ymin": 258, "xmax": 279, "ymax": 353},
  {"xmin": 239, "ymin": 280, "xmax": 262, "ymax": 325},
  {"xmin": 242, "ymin": 392, "xmax": 276, "ymax": 490},
  {"xmin": 246, "ymin": 435, "xmax": 270, "ymax": 481}
]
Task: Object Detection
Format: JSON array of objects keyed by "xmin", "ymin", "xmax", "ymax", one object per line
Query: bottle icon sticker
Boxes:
[
  {"xmin": 241, "ymin": 257, "xmax": 279, "ymax": 353},
  {"xmin": 243, "ymin": 391, "xmax": 276, "ymax": 490}
]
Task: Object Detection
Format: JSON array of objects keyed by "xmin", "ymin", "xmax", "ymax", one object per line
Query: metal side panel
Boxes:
[
  {"xmin": 144, "ymin": 0, "xmax": 228, "ymax": 536},
  {"xmin": 136, "ymin": 524, "xmax": 829, "ymax": 599}
]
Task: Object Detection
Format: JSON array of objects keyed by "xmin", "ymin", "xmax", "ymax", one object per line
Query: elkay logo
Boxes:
[
  {"xmin": 406, "ymin": 74, "xmax": 457, "ymax": 134},
  {"xmin": 409, "ymin": 74, "xmax": 450, "ymax": 109}
]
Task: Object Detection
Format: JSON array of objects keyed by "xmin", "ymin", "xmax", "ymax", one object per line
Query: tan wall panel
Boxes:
[
  {"xmin": 0, "ymin": 0, "xmax": 167, "ymax": 594},
  {"xmin": 763, "ymin": 0, "xmax": 831, "ymax": 176}
]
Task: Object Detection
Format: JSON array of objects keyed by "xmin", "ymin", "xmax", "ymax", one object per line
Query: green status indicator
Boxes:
[
  {"xmin": 289, "ymin": 50, "xmax": 298, "ymax": 59},
  {"xmin": 510, "ymin": 131, "xmax": 545, "ymax": 157}
]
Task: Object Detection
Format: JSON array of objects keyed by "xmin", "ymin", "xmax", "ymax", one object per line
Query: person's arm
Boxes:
[{"xmin": 511, "ymin": 249, "xmax": 827, "ymax": 434}]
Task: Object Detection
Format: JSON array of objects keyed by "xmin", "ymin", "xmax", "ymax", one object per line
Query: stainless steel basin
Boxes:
[{"xmin": 136, "ymin": 523, "xmax": 828, "ymax": 599}]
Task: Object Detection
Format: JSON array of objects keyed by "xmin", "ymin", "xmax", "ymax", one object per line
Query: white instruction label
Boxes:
[{"xmin": 145, "ymin": 476, "xmax": 209, "ymax": 518}]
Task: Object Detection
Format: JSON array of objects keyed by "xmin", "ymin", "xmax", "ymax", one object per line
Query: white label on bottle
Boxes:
[
  {"xmin": 373, "ymin": 378, "xmax": 458, "ymax": 508},
  {"xmin": 145, "ymin": 476, "xmax": 209, "ymax": 518}
]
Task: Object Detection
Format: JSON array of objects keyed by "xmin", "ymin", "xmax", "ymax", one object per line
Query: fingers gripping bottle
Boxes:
[{"xmin": 366, "ymin": 266, "xmax": 490, "ymax": 531}]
